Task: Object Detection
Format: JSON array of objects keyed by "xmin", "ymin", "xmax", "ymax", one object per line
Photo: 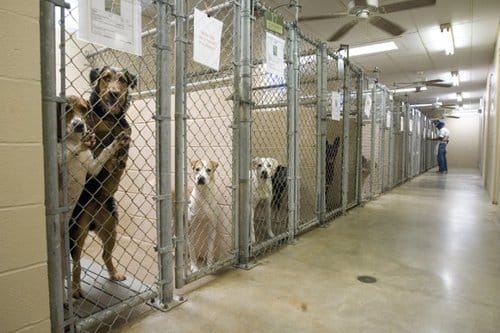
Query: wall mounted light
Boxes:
[
  {"xmin": 456, "ymin": 92, "xmax": 463, "ymax": 103},
  {"xmin": 440, "ymin": 23, "xmax": 455, "ymax": 55},
  {"xmin": 451, "ymin": 71, "xmax": 460, "ymax": 87}
]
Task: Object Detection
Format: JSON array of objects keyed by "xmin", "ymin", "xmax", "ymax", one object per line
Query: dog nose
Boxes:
[
  {"xmin": 261, "ymin": 170, "xmax": 268, "ymax": 179},
  {"xmin": 197, "ymin": 177, "xmax": 206, "ymax": 185},
  {"xmin": 108, "ymin": 91, "xmax": 120, "ymax": 101},
  {"xmin": 75, "ymin": 123, "xmax": 85, "ymax": 132}
]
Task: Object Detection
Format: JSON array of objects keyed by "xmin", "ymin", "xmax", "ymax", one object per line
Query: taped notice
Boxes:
[
  {"xmin": 193, "ymin": 8, "xmax": 223, "ymax": 71},
  {"xmin": 331, "ymin": 91, "xmax": 342, "ymax": 121},
  {"xmin": 78, "ymin": 0, "xmax": 142, "ymax": 56},
  {"xmin": 364, "ymin": 94, "xmax": 372, "ymax": 118},
  {"xmin": 265, "ymin": 32, "xmax": 286, "ymax": 78}
]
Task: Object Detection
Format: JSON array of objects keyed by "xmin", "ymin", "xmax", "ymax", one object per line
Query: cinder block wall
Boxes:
[{"xmin": 0, "ymin": 2, "xmax": 51, "ymax": 332}]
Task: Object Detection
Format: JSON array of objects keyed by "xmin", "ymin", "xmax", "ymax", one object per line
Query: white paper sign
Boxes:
[
  {"xmin": 364, "ymin": 94, "xmax": 372, "ymax": 118},
  {"xmin": 386, "ymin": 112, "xmax": 391, "ymax": 129},
  {"xmin": 331, "ymin": 91, "xmax": 342, "ymax": 121},
  {"xmin": 265, "ymin": 32, "xmax": 286, "ymax": 78},
  {"xmin": 400, "ymin": 116, "xmax": 404, "ymax": 131},
  {"xmin": 78, "ymin": 0, "xmax": 142, "ymax": 56},
  {"xmin": 193, "ymin": 8, "xmax": 223, "ymax": 71},
  {"xmin": 409, "ymin": 119, "xmax": 413, "ymax": 133}
]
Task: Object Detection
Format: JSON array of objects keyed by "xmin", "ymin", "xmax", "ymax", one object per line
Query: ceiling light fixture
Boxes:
[
  {"xmin": 451, "ymin": 71, "xmax": 460, "ymax": 86},
  {"xmin": 440, "ymin": 23, "xmax": 455, "ymax": 55},
  {"xmin": 456, "ymin": 92, "xmax": 463, "ymax": 103},
  {"xmin": 392, "ymin": 86, "xmax": 428, "ymax": 93},
  {"xmin": 349, "ymin": 41, "xmax": 398, "ymax": 57}
]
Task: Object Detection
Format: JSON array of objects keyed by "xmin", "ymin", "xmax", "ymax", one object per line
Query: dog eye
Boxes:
[
  {"xmin": 206, "ymin": 168, "xmax": 212, "ymax": 173},
  {"xmin": 267, "ymin": 164, "xmax": 271, "ymax": 168},
  {"xmin": 258, "ymin": 164, "xmax": 262, "ymax": 167},
  {"xmin": 195, "ymin": 167, "xmax": 200, "ymax": 172}
]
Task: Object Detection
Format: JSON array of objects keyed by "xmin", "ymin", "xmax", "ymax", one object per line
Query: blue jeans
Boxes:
[{"xmin": 437, "ymin": 142, "xmax": 448, "ymax": 172}]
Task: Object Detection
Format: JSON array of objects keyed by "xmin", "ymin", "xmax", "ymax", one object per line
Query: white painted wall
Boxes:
[{"xmin": 445, "ymin": 113, "xmax": 480, "ymax": 169}]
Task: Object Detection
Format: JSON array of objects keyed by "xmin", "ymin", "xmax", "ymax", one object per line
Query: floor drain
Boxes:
[{"xmin": 357, "ymin": 275, "xmax": 377, "ymax": 284}]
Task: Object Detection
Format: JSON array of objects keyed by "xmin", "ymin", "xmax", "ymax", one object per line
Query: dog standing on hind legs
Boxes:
[
  {"xmin": 250, "ymin": 157, "xmax": 279, "ymax": 244},
  {"xmin": 70, "ymin": 66, "xmax": 137, "ymax": 298}
]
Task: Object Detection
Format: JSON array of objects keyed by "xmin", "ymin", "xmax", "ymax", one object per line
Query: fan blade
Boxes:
[
  {"xmin": 445, "ymin": 115, "xmax": 460, "ymax": 118},
  {"xmin": 442, "ymin": 104, "xmax": 457, "ymax": 109},
  {"xmin": 422, "ymin": 79, "xmax": 444, "ymax": 84},
  {"xmin": 328, "ymin": 19, "xmax": 360, "ymax": 41},
  {"xmin": 298, "ymin": 12, "xmax": 348, "ymax": 22},
  {"xmin": 427, "ymin": 82, "xmax": 453, "ymax": 88},
  {"xmin": 379, "ymin": 0, "xmax": 436, "ymax": 14},
  {"xmin": 368, "ymin": 16, "xmax": 405, "ymax": 36}
]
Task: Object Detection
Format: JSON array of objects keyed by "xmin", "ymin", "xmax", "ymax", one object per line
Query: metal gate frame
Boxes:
[{"xmin": 41, "ymin": 1, "xmax": 178, "ymax": 331}]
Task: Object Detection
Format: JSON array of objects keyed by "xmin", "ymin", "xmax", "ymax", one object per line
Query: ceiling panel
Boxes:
[{"xmin": 269, "ymin": 0, "xmax": 500, "ymax": 115}]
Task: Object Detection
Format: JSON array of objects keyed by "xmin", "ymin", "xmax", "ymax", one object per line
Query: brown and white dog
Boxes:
[
  {"xmin": 70, "ymin": 66, "xmax": 136, "ymax": 298},
  {"xmin": 187, "ymin": 160, "xmax": 220, "ymax": 271},
  {"xmin": 58, "ymin": 95, "xmax": 130, "ymax": 208},
  {"xmin": 250, "ymin": 157, "xmax": 278, "ymax": 243}
]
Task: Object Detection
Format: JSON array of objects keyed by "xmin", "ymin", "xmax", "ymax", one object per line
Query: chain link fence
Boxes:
[
  {"xmin": 178, "ymin": 0, "xmax": 239, "ymax": 285},
  {"xmin": 324, "ymin": 51, "xmax": 343, "ymax": 218},
  {"xmin": 296, "ymin": 31, "xmax": 320, "ymax": 232},
  {"xmin": 41, "ymin": 0, "xmax": 437, "ymax": 331},
  {"xmin": 247, "ymin": 4, "xmax": 290, "ymax": 257}
]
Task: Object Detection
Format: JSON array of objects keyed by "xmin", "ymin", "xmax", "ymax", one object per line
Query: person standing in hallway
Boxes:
[{"xmin": 433, "ymin": 121, "xmax": 450, "ymax": 174}]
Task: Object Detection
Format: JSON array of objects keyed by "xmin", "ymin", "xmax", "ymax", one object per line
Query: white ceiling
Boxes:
[{"xmin": 268, "ymin": 0, "xmax": 500, "ymax": 115}]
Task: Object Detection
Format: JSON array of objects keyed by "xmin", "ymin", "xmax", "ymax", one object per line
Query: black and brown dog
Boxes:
[{"xmin": 70, "ymin": 66, "xmax": 137, "ymax": 298}]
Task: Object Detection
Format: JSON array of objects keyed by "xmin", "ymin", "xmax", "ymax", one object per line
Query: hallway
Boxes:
[{"xmin": 117, "ymin": 169, "xmax": 500, "ymax": 333}]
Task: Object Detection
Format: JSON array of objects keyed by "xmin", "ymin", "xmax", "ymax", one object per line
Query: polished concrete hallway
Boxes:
[{"xmin": 116, "ymin": 169, "xmax": 500, "ymax": 333}]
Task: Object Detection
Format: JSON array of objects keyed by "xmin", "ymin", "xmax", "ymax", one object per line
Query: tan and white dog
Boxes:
[
  {"xmin": 57, "ymin": 95, "xmax": 130, "ymax": 208},
  {"xmin": 187, "ymin": 160, "xmax": 220, "ymax": 270},
  {"xmin": 250, "ymin": 157, "xmax": 278, "ymax": 243}
]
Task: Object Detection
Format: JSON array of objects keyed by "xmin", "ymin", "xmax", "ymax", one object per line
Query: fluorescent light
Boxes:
[
  {"xmin": 456, "ymin": 92, "xmax": 463, "ymax": 103},
  {"xmin": 349, "ymin": 41, "xmax": 398, "ymax": 57},
  {"xmin": 440, "ymin": 23, "xmax": 454, "ymax": 55},
  {"xmin": 451, "ymin": 71, "xmax": 459, "ymax": 86},
  {"xmin": 392, "ymin": 86, "xmax": 427, "ymax": 93}
]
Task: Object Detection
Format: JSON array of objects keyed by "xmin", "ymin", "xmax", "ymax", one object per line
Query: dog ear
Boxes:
[
  {"xmin": 251, "ymin": 158, "xmax": 260, "ymax": 169},
  {"xmin": 190, "ymin": 160, "xmax": 199, "ymax": 170},
  {"xmin": 90, "ymin": 67, "xmax": 103, "ymax": 87},
  {"xmin": 269, "ymin": 158, "xmax": 279, "ymax": 175},
  {"xmin": 124, "ymin": 70, "xmax": 138, "ymax": 90},
  {"xmin": 209, "ymin": 161, "xmax": 219, "ymax": 171}
]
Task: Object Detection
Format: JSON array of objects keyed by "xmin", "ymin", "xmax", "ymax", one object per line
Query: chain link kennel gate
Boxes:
[{"xmin": 42, "ymin": 1, "xmax": 178, "ymax": 331}]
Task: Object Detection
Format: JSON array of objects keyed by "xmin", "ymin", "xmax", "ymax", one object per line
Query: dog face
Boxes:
[
  {"xmin": 90, "ymin": 66, "xmax": 137, "ymax": 115},
  {"xmin": 252, "ymin": 157, "xmax": 279, "ymax": 180},
  {"xmin": 64, "ymin": 96, "xmax": 90, "ymax": 138},
  {"xmin": 191, "ymin": 160, "xmax": 219, "ymax": 186}
]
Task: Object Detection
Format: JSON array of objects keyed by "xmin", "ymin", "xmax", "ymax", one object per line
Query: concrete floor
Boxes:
[{"xmin": 115, "ymin": 169, "xmax": 500, "ymax": 333}]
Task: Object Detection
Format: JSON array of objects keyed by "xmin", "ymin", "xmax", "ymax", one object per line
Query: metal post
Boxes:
[
  {"xmin": 40, "ymin": 1, "xmax": 64, "ymax": 332},
  {"xmin": 238, "ymin": 0, "xmax": 252, "ymax": 266},
  {"xmin": 388, "ymin": 98, "xmax": 395, "ymax": 188},
  {"xmin": 287, "ymin": 15, "xmax": 299, "ymax": 238},
  {"xmin": 402, "ymin": 102, "xmax": 408, "ymax": 182},
  {"xmin": 317, "ymin": 43, "xmax": 327, "ymax": 224},
  {"xmin": 380, "ymin": 89, "xmax": 386, "ymax": 192},
  {"xmin": 341, "ymin": 57, "xmax": 350, "ymax": 213},
  {"xmin": 155, "ymin": 0, "xmax": 174, "ymax": 306},
  {"xmin": 232, "ymin": 0, "xmax": 241, "ymax": 260},
  {"xmin": 355, "ymin": 73, "xmax": 363, "ymax": 204},
  {"xmin": 174, "ymin": 0, "xmax": 187, "ymax": 287},
  {"xmin": 369, "ymin": 81, "xmax": 376, "ymax": 197}
]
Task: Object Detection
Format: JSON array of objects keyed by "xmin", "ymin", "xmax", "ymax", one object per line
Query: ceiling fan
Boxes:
[
  {"xmin": 298, "ymin": 0, "xmax": 437, "ymax": 41},
  {"xmin": 411, "ymin": 98, "xmax": 457, "ymax": 110},
  {"xmin": 394, "ymin": 79, "xmax": 454, "ymax": 92}
]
